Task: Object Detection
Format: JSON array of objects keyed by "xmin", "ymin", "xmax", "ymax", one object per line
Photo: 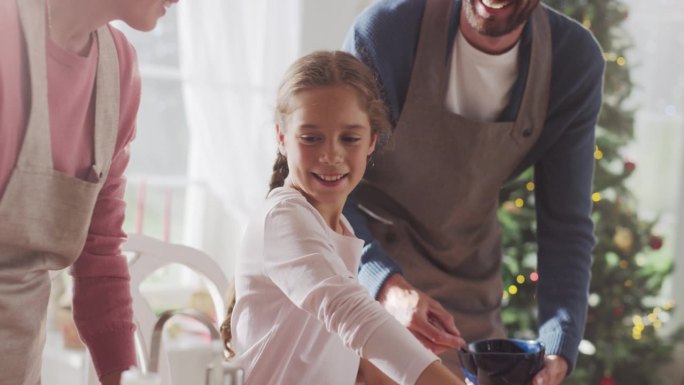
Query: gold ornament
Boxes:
[{"xmin": 613, "ymin": 226, "xmax": 634, "ymax": 253}]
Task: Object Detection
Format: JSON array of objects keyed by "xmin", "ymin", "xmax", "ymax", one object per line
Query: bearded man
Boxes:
[{"xmin": 343, "ymin": 1, "xmax": 604, "ymax": 384}]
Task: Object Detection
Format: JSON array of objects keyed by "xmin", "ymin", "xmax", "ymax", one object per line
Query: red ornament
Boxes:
[
  {"xmin": 624, "ymin": 160, "xmax": 636, "ymax": 172},
  {"xmin": 600, "ymin": 376, "xmax": 616, "ymax": 385},
  {"xmin": 649, "ymin": 235, "xmax": 664, "ymax": 250},
  {"xmin": 613, "ymin": 307, "xmax": 623, "ymax": 318}
]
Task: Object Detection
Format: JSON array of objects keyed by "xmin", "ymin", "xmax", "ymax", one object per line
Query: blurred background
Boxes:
[{"xmin": 43, "ymin": 0, "xmax": 684, "ymax": 384}]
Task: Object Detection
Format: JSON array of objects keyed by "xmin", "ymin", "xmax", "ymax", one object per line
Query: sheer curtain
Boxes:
[{"xmin": 176, "ymin": 1, "xmax": 300, "ymax": 272}]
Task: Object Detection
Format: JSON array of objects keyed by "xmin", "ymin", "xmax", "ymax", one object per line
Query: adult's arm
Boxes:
[
  {"xmin": 533, "ymin": 19, "xmax": 605, "ymax": 373},
  {"xmin": 343, "ymin": 190, "xmax": 464, "ymax": 355},
  {"xmin": 71, "ymin": 133, "xmax": 136, "ymax": 380},
  {"xmin": 70, "ymin": 26, "xmax": 140, "ymax": 381},
  {"xmin": 342, "ymin": 192, "xmax": 402, "ymax": 298}
]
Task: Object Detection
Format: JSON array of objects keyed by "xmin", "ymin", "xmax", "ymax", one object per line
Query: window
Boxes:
[
  {"xmin": 623, "ymin": 0, "xmax": 684, "ymax": 333},
  {"xmin": 114, "ymin": 9, "xmax": 192, "ymax": 245},
  {"xmin": 114, "ymin": 9, "xmax": 202, "ymax": 305}
]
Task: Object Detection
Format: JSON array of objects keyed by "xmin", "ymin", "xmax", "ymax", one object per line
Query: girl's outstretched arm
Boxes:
[
  {"xmin": 415, "ymin": 361, "xmax": 464, "ymax": 385},
  {"xmin": 358, "ymin": 358, "xmax": 397, "ymax": 385},
  {"xmin": 358, "ymin": 357, "xmax": 464, "ymax": 385}
]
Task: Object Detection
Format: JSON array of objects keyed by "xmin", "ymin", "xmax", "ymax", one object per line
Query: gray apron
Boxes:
[
  {"xmin": 0, "ymin": 0, "xmax": 120, "ymax": 383},
  {"xmin": 357, "ymin": 0, "xmax": 551, "ymax": 370}
]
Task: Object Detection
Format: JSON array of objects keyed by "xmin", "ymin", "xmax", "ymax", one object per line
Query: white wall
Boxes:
[{"xmin": 299, "ymin": 0, "xmax": 375, "ymax": 53}]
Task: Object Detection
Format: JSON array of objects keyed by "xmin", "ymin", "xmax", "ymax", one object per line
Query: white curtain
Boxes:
[{"xmin": 176, "ymin": 0, "xmax": 301, "ymax": 272}]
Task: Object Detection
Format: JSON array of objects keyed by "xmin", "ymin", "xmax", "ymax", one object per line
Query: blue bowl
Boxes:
[{"xmin": 457, "ymin": 339, "xmax": 545, "ymax": 385}]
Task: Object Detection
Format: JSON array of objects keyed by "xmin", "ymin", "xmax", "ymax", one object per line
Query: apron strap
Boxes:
[
  {"xmin": 512, "ymin": 5, "xmax": 552, "ymax": 140},
  {"xmin": 406, "ymin": 0, "xmax": 454, "ymax": 104},
  {"xmin": 16, "ymin": 0, "xmax": 52, "ymax": 169},
  {"xmin": 92, "ymin": 26, "xmax": 120, "ymax": 181}
]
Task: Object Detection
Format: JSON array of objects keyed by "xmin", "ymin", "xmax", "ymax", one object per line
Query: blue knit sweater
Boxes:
[{"xmin": 342, "ymin": 0, "xmax": 605, "ymax": 370}]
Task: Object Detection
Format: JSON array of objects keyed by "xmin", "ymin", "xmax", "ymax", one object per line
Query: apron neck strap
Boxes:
[
  {"xmin": 17, "ymin": 0, "xmax": 52, "ymax": 168},
  {"xmin": 407, "ymin": 0, "xmax": 455, "ymax": 103},
  {"xmin": 512, "ymin": 5, "xmax": 552, "ymax": 135},
  {"xmin": 92, "ymin": 26, "xmax": 120, "ymax": 179}
]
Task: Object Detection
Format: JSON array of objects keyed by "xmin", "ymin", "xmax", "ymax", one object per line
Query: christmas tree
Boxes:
[{"xmin": 498, "ymin": 1, "xmax": 684, "ymax": 384}]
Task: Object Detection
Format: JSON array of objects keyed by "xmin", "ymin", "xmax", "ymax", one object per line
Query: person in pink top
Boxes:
[
  {"xmin": 220, "ymin": 51, "xmax": 467, "ymax": 385},
  {"xmin": 0, "ymin": 0, "xmax": 178, "ymax": 384}
]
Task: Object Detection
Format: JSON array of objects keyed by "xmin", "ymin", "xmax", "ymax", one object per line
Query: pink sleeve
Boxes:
[{"xmin": 70, "ymin": 26, "xmax": 140, "ymax": 379}]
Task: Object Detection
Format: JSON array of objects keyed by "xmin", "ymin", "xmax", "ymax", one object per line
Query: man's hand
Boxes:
[
  {"xmin": 101, "ymin": 371, "xmax": 122, "ymax": 385},
  {"xmin": 378, "ymin": 274, "xmax": 465, "ymax": 354},
  {"xmin": 533, "ymin": 355, "xmax": 569, "ymax": 385}
]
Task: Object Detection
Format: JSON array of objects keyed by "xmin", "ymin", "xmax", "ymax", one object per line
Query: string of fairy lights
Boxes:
[
  {"xmin": 631, "ymin": 301, "xmax": 674, "ymax": 340},
  {"xmin": 583, "ymin": 15, "xmax": 629, "ymax": 67}
]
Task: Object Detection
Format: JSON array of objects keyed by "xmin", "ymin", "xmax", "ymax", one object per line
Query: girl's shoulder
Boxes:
[
  {"xmin": 265, "ymin": 186, "xmax": 309, "ymax": 212},
  {"xmin": 263, "ymin": 187, "xmax": 329, "ymax": 235},
  {"xmin": 256, "ymin": 188, "xmax": 338, "ymax": 260},
  {"xmin": 264, "ymin": 187, "xmax": 359, "ymax": 241}
]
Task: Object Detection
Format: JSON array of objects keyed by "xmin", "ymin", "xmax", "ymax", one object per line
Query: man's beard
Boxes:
[{"xmin": 462, "ymin": 0, "xmax": 539, "ymax": 37}]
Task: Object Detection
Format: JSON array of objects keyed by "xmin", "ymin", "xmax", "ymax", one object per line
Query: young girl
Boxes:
[{"xmin": 221, "ymin": 51, "xmax": 466, "ymax": 385}]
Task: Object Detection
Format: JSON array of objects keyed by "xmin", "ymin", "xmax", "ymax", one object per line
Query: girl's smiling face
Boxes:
[{"xmin": 278, "ymin": 84, "xmax": 377, "ymax": 218}]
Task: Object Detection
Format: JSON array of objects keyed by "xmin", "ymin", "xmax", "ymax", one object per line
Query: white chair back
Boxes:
[{"xmin": 95, "ymin": 234, "xmax": 229, "ymax": 385}]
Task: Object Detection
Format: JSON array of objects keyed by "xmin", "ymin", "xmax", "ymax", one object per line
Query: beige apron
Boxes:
[
  {"xmin": 0, "ymin": 0, "xmax": 119, "ymax": 383},
  {"xmin": 357, "ymin": 0, "xmax": 551, "ymax": 370}
]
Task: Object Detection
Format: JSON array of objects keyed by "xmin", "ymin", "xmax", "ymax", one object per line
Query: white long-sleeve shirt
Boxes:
[{"xmin": 231, "ymin": 187, "xmax": 437, "ymax": 385}]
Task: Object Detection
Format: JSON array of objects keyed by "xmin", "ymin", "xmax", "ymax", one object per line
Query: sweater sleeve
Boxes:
[
  {"xmin": 70, "ymin": 26, "xmax": 140, "ymax": 379},
  {"xmin": 534, "ymin": 22, "xmax": 605, "ymax": 371},
  {"xmin": 263, "ymin": 199, "xmax": 438, "ymax": 385},
  {"xmin": 343, "ymin": 191, "xmax": 403, "ymax": 299}
]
